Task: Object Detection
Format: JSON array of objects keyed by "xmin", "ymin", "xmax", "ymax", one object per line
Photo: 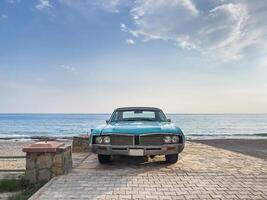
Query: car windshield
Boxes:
[{"xmin": 110, "ymin": 109, "xmax": 167, "ymax": 122}]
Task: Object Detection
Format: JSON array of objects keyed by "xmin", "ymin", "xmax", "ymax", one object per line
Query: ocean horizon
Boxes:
[{"xmin": 0, "ymin": 113, "xmax": 267, "ymax": 139}]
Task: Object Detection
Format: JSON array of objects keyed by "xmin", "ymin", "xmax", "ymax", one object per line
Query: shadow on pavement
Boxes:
[
  {"xmin": 103, "ymin": 155, "xmax": 173, "ymax": 168},
  {"xmin": 110, "ymin": 155, "xmax": 169, "ymax": 165},
  {"xmin": 78, "ymin": 154, "xmax": 177, "ymax": 172}
]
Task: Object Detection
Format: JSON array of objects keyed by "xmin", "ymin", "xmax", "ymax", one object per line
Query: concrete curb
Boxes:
[
  {"xmin": 28, "ymin": 176, "xmax": 59, "ymax": 200},
  {"xmin": 28, "ymin": 152, "xmax": 91, "ymax": 199}
]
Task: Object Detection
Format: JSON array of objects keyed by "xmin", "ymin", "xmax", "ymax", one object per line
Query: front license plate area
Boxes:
[{"xmin": 129, "ymin": 149, "xmax": 144, "ymax": 156}]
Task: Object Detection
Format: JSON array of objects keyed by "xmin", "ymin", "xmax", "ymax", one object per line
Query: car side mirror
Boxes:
[
  {"xmin": 167, "ymin": 119, "xmax": 171, "ymax": 122},
  {"xmin": 106, "ymin": 120, "xmax": 109, "ymax": 124}
]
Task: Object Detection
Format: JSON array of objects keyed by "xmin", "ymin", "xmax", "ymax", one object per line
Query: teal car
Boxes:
[{"xmin": 89, "ymin": 107, "xmax": 185, "ymax": 164}]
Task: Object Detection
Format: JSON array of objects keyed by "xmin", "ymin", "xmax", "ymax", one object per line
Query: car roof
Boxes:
[{"xmin": 114, "ymin": 107, "xmax": 162, "ymax": 111}]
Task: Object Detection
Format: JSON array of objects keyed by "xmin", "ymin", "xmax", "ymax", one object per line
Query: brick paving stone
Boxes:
[{"xmin": 30, "ymin": 142, "xmax": 267, "ymax": 200}]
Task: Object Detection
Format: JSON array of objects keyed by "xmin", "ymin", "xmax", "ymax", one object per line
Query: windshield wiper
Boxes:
[
  {"xmin": 141, "ymin": 118, "xmax": 155, "ymax": 121},
  {"xmin": 122, "ymin": 119, "xmax": 137, "ymax": 121}
]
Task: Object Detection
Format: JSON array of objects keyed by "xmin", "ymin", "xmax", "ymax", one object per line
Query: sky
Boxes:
[{"xmin": 0, "ymin": 0, "xmax": 267, "ymax": 113}]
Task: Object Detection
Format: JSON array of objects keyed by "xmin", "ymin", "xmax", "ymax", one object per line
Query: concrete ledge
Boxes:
[
  {"xmin": 23, "ymin": 141, "xmax": 64, "ymax": 153},
  {"xmin": 28, "ymin": 176, "xmax": 59, "ymax": 200}
]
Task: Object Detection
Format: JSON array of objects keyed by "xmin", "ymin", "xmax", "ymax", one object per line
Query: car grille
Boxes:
[
  {"xmin": 99, "ymin": 134, "xmax": 181, "ymax": 146},
  {"xmin": 110, "ymin": 135, "xmax": 134, "ymax": 145},
  {"xmin": 139, "ymin": 134, "xmax": 164, "ymax": 146}
]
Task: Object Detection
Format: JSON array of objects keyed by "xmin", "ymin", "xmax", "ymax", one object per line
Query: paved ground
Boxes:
[{"xmin": 31, "ymin": 141, "xmax": 267, "ymax": 200}]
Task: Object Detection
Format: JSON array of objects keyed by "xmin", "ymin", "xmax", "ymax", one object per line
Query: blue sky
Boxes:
[{"xmin": 0, "ymin": 0, "xmax": 267, "ymax": 113}]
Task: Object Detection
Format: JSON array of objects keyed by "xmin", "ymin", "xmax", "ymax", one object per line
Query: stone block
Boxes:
[
  {"xmin": 53, "ymin": 153, "xmax": 63, "ymax": 166},
  {"xmin": 25, "ymin": 169, "xmax": 37, "ymax": 183},
  {"xmin": 38, "ymin": 169, "xmax": 52, "ymax": 182},
  {"xmin": 36, "ymin": 154, "xmax": 53, "ymax": 169},
  {"xmin": 23, "ymin": 141, "xmax": 72, "ymax": 183},
  {"xmin": 52, "ymin": 166, "xmax": 63, "ymax": 176},
  {"xmin": 26, "ymin": 156, "xmax": 36, "ymax": 170},
  {"xmin": 72, "ymin": 135, "xmax": 90, "ymax": 153}
]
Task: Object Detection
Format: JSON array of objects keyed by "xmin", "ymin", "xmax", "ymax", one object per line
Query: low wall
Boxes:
[
  {"xmin": 72, "ymin": 135, "xmax": 90, "ymax": 153},
  {"xmin": 23, "ymin": 142, "xmax": 72, "ymax": 183}
]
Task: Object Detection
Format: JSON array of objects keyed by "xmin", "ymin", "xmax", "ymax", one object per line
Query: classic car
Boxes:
[{"xmin": 89, "ymin": 107, "xmax": 185, "ymax": 164}]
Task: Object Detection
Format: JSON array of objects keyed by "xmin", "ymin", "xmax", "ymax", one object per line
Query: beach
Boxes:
[{"xmin": 0, "ymin": 139, "xmax": 72, "ymax": 157}]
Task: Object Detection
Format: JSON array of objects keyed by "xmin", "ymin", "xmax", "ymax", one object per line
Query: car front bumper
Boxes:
[{"xmin": 90, "ymin": 143, "xmax": 184, "ymax": 156}]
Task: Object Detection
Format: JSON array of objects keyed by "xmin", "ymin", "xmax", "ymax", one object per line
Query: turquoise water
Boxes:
[{"xmin": 0, "ymin": 114, "xmax": 266, "ymax": 139}]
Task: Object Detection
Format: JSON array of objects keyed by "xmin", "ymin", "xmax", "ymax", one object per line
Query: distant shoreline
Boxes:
[
  {"xmin": 0, "ymin": 134, "xmax": 266, "ymax": 141},
  {"xmin": 1, "ymin": 113, "xmax": 267, "ymax": 115}
]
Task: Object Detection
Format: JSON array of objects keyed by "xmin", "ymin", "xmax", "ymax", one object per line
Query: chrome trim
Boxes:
[
  {"xmin": 96, "ymin": 133, "xmax": 181, "ymax": 146},
  {"xmin": 90, "ymin": 143, "xmax": 184, "ymax": 156},
  {"xmin": 101, "ymin": 133, "xmax": 135, "ymax": 136},
  {"xmin": 139, "ymin": 133, "xmax": 177, "ymax": 136},
  {"xmin": 100, "ymin": 133, "xmax": 179, "ymax": 136}
]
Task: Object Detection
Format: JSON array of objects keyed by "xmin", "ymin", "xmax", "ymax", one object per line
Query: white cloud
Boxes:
[
  {"xmin": 60, "ymin": 65, "xmax": 76, "ymax": 72},
  {"xmin": 93, "ymin": 0, "xmax": 123, "ymax": 13},
  {"xmin": 36, "ymin": 0, "xmax": 53, "ymax": 10},
  {"xmin": 122, "ymin": 0, "xmax": 267, "ymax": 62},
  {"xmin": 126, "ymin": 39, "xmax": 135, "ymax": 45}
]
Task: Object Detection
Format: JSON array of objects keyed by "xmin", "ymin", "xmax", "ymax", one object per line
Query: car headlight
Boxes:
[
  {"xmin": 172, "ymin": 136, "xmax": 179, "ymax": 143},
  {"xmin": 103, "ymin": 136, "xmax": 110, "ymax": 144},
  {"xmin": 163, "ymin": 136, "xmax": 172, "ymax": 143},
  {"xmin": 95, "ymin": 136, "xmax": 103, "ymax": 144}
]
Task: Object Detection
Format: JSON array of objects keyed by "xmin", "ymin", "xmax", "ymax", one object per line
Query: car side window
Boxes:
[
  {"xmin": 158, "ymin": 111, "xmax": 167, "ymax": 122},
  {"xmin": 112, "ymin": 112, "xmax": 119, "ymax": 121}
]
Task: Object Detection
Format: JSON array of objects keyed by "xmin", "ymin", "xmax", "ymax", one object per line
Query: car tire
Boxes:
[
  {"xmin": 165, "ymin": 154, "xmax": 178, "ymax": 163},
  {"xmin": 98, "ymin": 154, "xmax": 111, "ymax": 164}
]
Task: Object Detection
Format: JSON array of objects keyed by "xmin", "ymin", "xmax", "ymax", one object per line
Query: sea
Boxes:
[{"xmin": 0, "ymin": 114, "xmax": 266, "ymax": 139}]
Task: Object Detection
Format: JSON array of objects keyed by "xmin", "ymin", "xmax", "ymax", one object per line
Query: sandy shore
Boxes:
[
  {"xmin": 0, "ymin": 139, "xmax": 72, "ymax": 157},
  {"xmin": 0, "ymin": 140, "xmax": 32, "ymax": 157}
]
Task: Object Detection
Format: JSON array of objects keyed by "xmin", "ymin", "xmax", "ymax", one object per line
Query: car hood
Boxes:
[{"xmin": 92, "ymin": 121, "xmax": 183, "ymax": 135}]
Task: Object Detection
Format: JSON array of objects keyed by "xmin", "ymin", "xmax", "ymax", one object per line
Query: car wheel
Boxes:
[
  {"xmin": 165, "ymin": 154, "xmax": 178, "ymax": 163},
  {"xmin": 98, "ymin": 154, "xmax": 111, "ymax": 164}
]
